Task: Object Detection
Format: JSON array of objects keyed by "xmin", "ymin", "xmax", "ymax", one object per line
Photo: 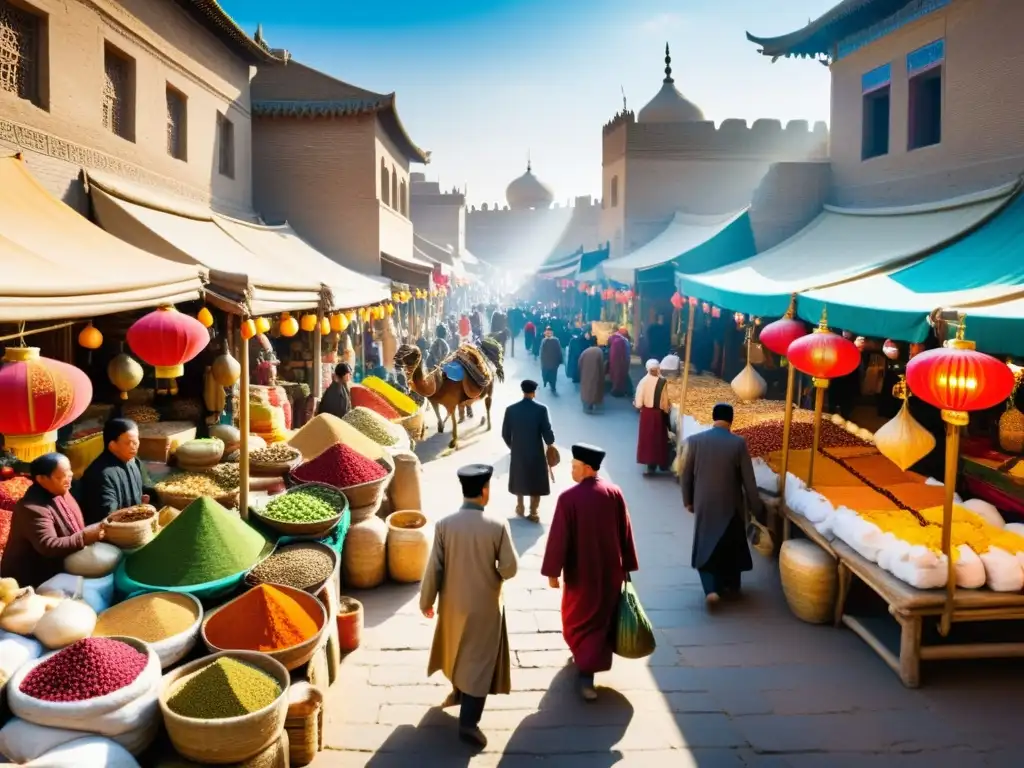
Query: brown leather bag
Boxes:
[{"xmin": 546, "ymin": 444, "xmax": 560, "ymax": 468}]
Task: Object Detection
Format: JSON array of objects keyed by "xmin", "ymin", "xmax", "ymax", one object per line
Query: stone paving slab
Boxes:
[{"xmin": 311, "ymin": 354, "xmax": 1024, "ymax": 766}]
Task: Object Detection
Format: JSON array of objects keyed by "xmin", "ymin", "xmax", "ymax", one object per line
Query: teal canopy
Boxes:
[
  {"xmin": 675, "ymin": 183, "xmax": 1016, "ymax": 319},
  {"xmin": 636, "ymin": 210, "xmax": 755, "ymax": 286},
  {"xmin": 957, "ymin": 297, "xmax": 1024, "ymax": 357},
  {"xmin": 798, "ymin": 187, "xmax": 1024, "ymax": 346}
]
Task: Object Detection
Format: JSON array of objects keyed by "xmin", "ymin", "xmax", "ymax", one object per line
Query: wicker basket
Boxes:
[
  {"xmin": 779, "ymin": 539, "xmax": 838, "ymax": 624},
  {"xmin": 201, "ymin": 584, "xmax": 328, "ymax": 672},
  {"xmin": 102, "ymin": 504, "xmax": 158, "ymax": 549},
  {"xmin": 285, "ymin": 681, "xmax": 324, "ymax": 766},
  {"xmin": 341, "ymin": 517, "xmax": 387, "ymax": 589},
  {"xmin": 349, "ymin": 502, "xmax": 382, "ymax": 524},
  {"xmin": 336, "ymin": 456, "xmax": 395, "ymax": 511},
  {"xmin": 386, "ymin": 510, "xmax": 431, "ymax": 583},
  {"xmin": 158, "ymin": 650, "xmax": 290, "ymax": 764},
  {"xmin": 158, "ymin": 488, "xmax": 240, "ymax": 512},
  {"xmin": 394, "ymin": 409, "xmax": 426, "ymax": 442},
  {"xmin": 251, "ymin": 453, "xmax": 303, "ymax": 478},
  {"xmin": 245, "ymin": 541, "xmax": 339, "ymax": 596},
  {"xmin": 250, "ymin": 482, "xmax": 347, "ymax": 538},
  {"xmin": 999, "ymin": 406, "xmax": 1024, "ymax": 454}
]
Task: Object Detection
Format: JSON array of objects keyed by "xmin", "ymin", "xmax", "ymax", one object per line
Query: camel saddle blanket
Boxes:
[{"xmin": 442, "ymin": 347, "xmax": 492, "ymax": 389}]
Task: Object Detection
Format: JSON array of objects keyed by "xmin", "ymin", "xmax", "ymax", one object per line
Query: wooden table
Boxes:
[{"xmin": 780, "ymin": 505, "xmax": 1024, "ymax": 688}]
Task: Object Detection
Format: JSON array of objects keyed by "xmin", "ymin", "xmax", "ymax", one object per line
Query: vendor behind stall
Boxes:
[
  {"xmin": 77, "ymin": 418, "xmax": 156, "ymax": 525},
  {"xmin": 317, "ymin": 363, "xmax": 353, "ymax": 420},
  {"xmin": 1, "ymin": 454, "xmax": 104, "ymax": 587}
]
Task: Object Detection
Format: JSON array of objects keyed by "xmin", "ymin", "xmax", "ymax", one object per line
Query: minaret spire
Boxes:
[
  {"xmin": 527, "ymin": 150, "xmax": 532, "ymax": 173},
  {"xmin": 663, "ymin": 42, "xmax": 674, "ymax": 84}
]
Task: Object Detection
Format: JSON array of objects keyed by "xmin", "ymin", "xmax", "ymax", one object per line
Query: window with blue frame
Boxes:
[
  {"xmin": 908, "ymin": 39, "xmax": 944, "ymax": 150},
  {"xmin": 861, "ymin": 63, "xmax": 891, "ymax": 160}
]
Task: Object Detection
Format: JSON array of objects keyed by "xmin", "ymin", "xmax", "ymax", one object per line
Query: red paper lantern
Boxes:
[
  {"xmin": 854, "ymin": 336, "xmax": 866, "ymax": 351},
  {"xmin": 883, "ymin": 339, "xmax": 899, "ymax": 360},
  {"xmin": 670, "ymin": 292, "xmax": 684, "ymax": 310},
  {"xmin": 688, "ymin": 296, "xmax": 698, "ymax": 307},
  {"xmin": 906, "ymin": 335, "xmax": 1014, "ymax": 424},
  {"xmin": 710, "ymin": 306, "xmax": 721, "ymax": 319},
  {"xmin": 787, "ymin": 310, "xmax": 860, "ymax": 381},
  {"xmin": 759, "ymin": 317, "xmax": 808, "ymax": 357},
  {"xmin": 0, "ymin": 347, "xmax": 93, "ymax": 460},
  {"xmin": 126, "ymin": 306, "xmax": 209, "ymax": 395}
]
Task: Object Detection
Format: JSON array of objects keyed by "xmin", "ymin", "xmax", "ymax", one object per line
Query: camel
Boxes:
[{"xmin": 393, "ymin": 339, "xmax": 505, "ymax": 450}]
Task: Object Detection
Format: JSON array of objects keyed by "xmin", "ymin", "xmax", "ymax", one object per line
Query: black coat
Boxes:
[
  {"xmin": 501, "ymin": 398, "xmax": 555, "ymax": 497},
  {"xmin": 77, "ymin": 449, "xmax": 150, "ymax": 525}
]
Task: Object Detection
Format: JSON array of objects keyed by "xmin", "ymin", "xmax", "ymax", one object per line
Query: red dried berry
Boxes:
[
  {"xmin": 291, "ymin": 443, "xmax": 387, "ymax": 488},
  {"xmin": 19, "ymin": 638, "xmax": 148, "ymax": 702}
]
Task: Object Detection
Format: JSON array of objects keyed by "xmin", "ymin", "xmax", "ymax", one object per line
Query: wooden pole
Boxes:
[
  {"xmin": 238, "ymin": 328, "xmax": 250, "ymax": 520},
  {"xmin": 778, "ymin": 364, "xmax": 797, "ymax": 496},
  {"xmin": 939, "ymin": 422, "xmax": 960, "ymax": 637},
  {"xmin": 675, "ymin": 301, "xmax": 696, "ymax": 464},
  {"xmin": 807, "ymin": 383, "xmax": 826, "ymax": 488},
  {"xmin": 312, "ymin": 312, "xmax": 323, "ymax": 401}
]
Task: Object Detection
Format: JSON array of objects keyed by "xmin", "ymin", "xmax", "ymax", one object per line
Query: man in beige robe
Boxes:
[
  {"xmin": 420, "ymin": 464, "xmax": 519, "ymax": 748},
  {"xmin": 578, "ymin": 344, "xmax": 605, "ymax": 413}
]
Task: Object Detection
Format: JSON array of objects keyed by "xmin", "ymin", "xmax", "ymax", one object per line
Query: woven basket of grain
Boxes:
[
  {"xmin": 341, "ymin": 517, "xmax": 387, "ymax": 589},
  {"xmin": 284, "ymin": 681, "xmax": 323, "ymax": 766},
  {"xmin": 385, "ymin": 510, "xmax": 431, "ymax": 583},
  {"xmin": 779, "ymin": 539, "xmax": 837, "ymax": 624},
  {"xmin": 158, "ymin": 650, "xmax": 290, "ymax": 764},
  {"xmin": 251, "ymin": 445, "xmax": 303, "ymax": 478},
  {"xmin": 393, "ymin": 409, "xmax": 426, "ymax": 443},
  {"xmin": 102, "ymin": 504, "xmax": 158, "ymax": 549}
]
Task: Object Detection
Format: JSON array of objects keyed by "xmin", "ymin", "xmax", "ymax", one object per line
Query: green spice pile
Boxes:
[
  {"xmin": 247, "ymin": 544, "xmax": 335, "ymax": 590},
  {"xmin": 261, "ymin": 485, "xmax": 344, "ymax": 523},
  {"xmin": 94, "ymin": 592, "xmax": 199, "ymax": 643},
  {"xmin": 343, "ymin": 407, "xmax": 404, "ymax": 447},
  {"xmin": 124, "ymin": 497, "xmax": 268, "ymax": 587},
  {"xmin": 166, "ymin": 657, "xmax": 281, "ymax": 719}
]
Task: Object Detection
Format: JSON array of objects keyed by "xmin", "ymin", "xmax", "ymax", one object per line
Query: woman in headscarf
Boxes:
[
  {"xmin": 566, "ymin": 330, "xmax": 585, "ymax": 387},
  {"xmin": 2, "ymin": 454, "xmax": 105, "ymax": 587},
  {"xmin": 78, "ymin": 418, "xmax": 155, "ymax": 525},
  {"xmin": 608, "ymin": 329, "xmax": 632, "ymax": 397}
]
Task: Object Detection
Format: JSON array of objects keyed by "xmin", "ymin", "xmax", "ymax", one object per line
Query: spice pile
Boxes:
[
  {"xmin": 247, "ymin": 544, "xmax": 335, "ymax": 590},
  {"xmin": 205, "ymin": 584, "xmax": 320, "ymax": 652},
  {"xmin": 350, "ymin": 385, "xmax": 400, "ymax": 419},
  {"xmin": 250, "ymin": 444, "xmax": 301, "ymax": 465},
  {"xmin": 261, "ymin": 485, "xmax": 345, "ymax": 523},
  {"xmin": 362, "ymin": 376, "xmax": 418, "ymax": 416},
  {"xmin": 287, "ymin": 414, "xmax": 383, "ymax": 462},
  {"xmin": 154, "ymin": 471, "xmax": 238, "ymax": 500},
  {"xmin": 94, "ymin": 592, "xmax": 199, "ymax": 643},
  {"xmin": 208, "ymin": 462, "xmax": 240, "ymax": 488},
  {"xmin": 344, "ymin": 407, "xmax": 406, "ymax": 447},
  {"xmin": 736, "ymin": 420, "xmax": 872, "ymax": 459},
  {"xmin": 167, "ymin": 657, "xmax": 281, "ymax": 719},
  {"xmin": 19, "ymin": 638, "xmax": 147, "ymax": 702},
  {"xmin": 125, "ymin": 497, "xmax": 268, "ymax": 588},
  {"xmin": 666, "ymin": 374, "xmax": 816, "ymax": 431},
  {"xmin": 292, "ymin": 443, "xmax": 388, "ymax": 488},
  {"xmin": 0, "ymin": 476, "xmax": 29, "ymax": 558},
  {"xmin": 123, "ymin": 405, "xmax": 159, "ymax": 424}
]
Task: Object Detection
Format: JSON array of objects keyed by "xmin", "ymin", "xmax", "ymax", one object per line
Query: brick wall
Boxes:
[
  {"xmin": 830, "ymin": 0, "xmax": 1024, "ymax": 206},
  {"xmin": 0, "ymin": 0, "xmax": 254, "ymax": 216},
  {"xmin": 748, "ymin": 161, "xmax": 832, "ymax": 252}
]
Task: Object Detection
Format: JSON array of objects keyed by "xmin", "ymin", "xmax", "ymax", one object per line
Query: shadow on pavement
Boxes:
[
  {"xmin": 350, "ymin": 581, "xmax": 423, "ymax": 630},
  {"xmin": 414, "ymin": 411, "xmax": 497, "ymax": 464},
  {"xmin": 361, "ymin": 707, "xmax": 475, "ymax": 768},
  {"xmin": 497, "ymin": 663, "xmax": 634, "ymax": 766}
]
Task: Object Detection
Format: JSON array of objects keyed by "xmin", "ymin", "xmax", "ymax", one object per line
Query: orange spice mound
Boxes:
[{"xmin": 205, "ymin": 584, "xmax": 319, "ymax": 652}]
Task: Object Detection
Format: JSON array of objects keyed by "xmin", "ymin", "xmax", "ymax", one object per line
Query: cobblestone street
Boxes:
[{"xmin": 317, "ymin": 354, "xmax": 1023, "ymax": 767}]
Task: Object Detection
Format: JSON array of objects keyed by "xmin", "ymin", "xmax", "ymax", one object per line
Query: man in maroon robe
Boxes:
[
  {"xmin": 541, "ymin": 443, "xmax": 639, "ymax": 701},
  {"xmin": 634, "ymin": 359, "xmax": 672, "ymax": 475}
]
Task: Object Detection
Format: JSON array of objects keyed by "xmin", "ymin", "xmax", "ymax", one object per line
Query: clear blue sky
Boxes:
[{"xmin": 220, "ymin": 0, "xmax": 837, "ymax": 207}]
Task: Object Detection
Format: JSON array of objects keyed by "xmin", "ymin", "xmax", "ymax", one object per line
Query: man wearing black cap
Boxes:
[
  {"xmin": 681, "ymin": 402, "xmax": 764, "ymax": 606},
  {"xmin": 315, "ymin": 363, "xmax": 353, "ymax": 420},
  {"xmin": 420, "ymin": 464, "xmax": 519, "ymax": 748},
  {"xmin": 501, "ymin": 379, "xmax": 556, "ymax": 521},
  {"xmin": 542, "ymin": 443, "xmax": 639, "ymax": 701}
]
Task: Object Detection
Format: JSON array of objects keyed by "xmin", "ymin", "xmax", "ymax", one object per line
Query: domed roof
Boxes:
[
  {"xmin": 637, "ymin": 44, "xmax": 705, "ymax": 124},
  {"xmin": 506, "ymin": 161, "xmax": 554, "ymax": 210}
]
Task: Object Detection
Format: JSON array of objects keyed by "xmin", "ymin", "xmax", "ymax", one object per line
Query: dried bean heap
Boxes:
[
  {"xmin": 94, "ymin": 592, "xmax": 199, "ymax": 643},
  {"xmin": 247, "ymin": 543, "xmax": 335, "ymax": 590},
  {"xmin": 155, "ymin": 471, "xmax": 237, "ymax": 499},
  {"xmin": 343, "ymin": 407, "xmax": 404, "ymax": 447},
  {"xmin": 19, "ymin": 638, "xmax": 148, "ymax": 702},
  {"xmin": 250, "ymin": 444, "xmax": 301, "ymax": 464},
  {"xmin": 262, "ymin": 485, "xmax": 345, "ymax": 523},
  {"xmin": 736, "ymin": 420, "xmax": 871, "ymax": 459},
  {"xmin": 167, "ymin": 657, "xmax": 281, "ymax": 719},
  {"xmin": 292, "ymin": 443, "xmax": 388, "ymax": 488},
  {"xmin": 350, "ymin": 385, "xmax": 400, "ymax": 420}
]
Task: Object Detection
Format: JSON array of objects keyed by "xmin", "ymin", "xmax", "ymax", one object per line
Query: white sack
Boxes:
[{"xmin": 25, "ymin": 737, "xmax": 139, "ymax": 768}]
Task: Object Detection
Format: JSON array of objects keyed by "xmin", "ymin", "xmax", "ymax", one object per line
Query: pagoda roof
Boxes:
[
  {"xmin": 746, "ymin": 0, "xmax": 916, "ymax": 59},
  {"xmin": 173, "ymin": 1, "xmax": 281, "ymax": 63}
]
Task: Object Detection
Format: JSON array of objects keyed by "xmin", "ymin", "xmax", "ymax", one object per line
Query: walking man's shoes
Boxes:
[
  {"xmin": 528, "ymin": 512, "xmax": 540, "ymax": 523},
  {"xmin": 579, "ymin": 682, "xmax": 598, "ymax": 702},
  {"xmin": 459, "ymin": 725, "xmax": 488, "ymax": 748},
  {"xmin": 705, "ymin": 592, "xmax": 721, "ymax": 608}
]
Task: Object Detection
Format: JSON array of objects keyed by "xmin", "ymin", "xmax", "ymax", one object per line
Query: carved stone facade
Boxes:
[{"xmin": 0, "ymin": 0, "xmax": 260, "ymax": 218}]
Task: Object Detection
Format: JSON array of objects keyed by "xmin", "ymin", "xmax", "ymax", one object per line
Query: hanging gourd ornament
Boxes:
[
  {"xmin": 78, "ymin": 324, "xmax": 103, "ymax": 351},
  {"xmin": 329, "ymin": 314, "xmax": 343, "ymax": 333},
  {"xmin": 255, "ymin": 317, "xmax": 271, "ymax": 335},
  {"xmin": 346, "ymin": 310, "xmax": 356, "ymax": 322},
  {"xmin": 999, "ymin": 363, "xmax": 1024, "ymax": 453},
  {"xmin": 386, "ymin": 304, "xmax": 395, "ymax": 316},
  {"xmin": 279, "ymin": 313, "xmax": 299, "ymax": 338},
  {"xmin": 874, "ymin": 376, "xmax": 936, "ymax": 471},
  {"xmin": 196, "ymin": 307, "xmax": 214, "ymax": 329},
  {"xmin": 731, "ymin": 363, "xmax": 767, "ymax": 402},
  {"xmin": 300, "ymin": 314, "xmax": 318, "ymax": 333},
  {"xmin": 320, "ymin": 317, "xmax": 331, "ymax": 336},
  {"xmin": 240, "ymin": 319, "xmax": 257, "ymax": 341},
  {"xmin": 126, "ymin": 305, "xmax": 209, "ymax": 396},
  {"xmin": 211, "ymin": 352, "xmax": 241, "ymax": 387},
  {"xmin": 107, "ymin": 352, "xmax": 143, "ymax": 401},
  {"xmin": 0, "ymin": 347, "xmax": 93, "ymax": 460}
]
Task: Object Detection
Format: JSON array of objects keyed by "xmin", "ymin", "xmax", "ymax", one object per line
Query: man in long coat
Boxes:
[
  {"xmin": 608, "ymin": 330, "xmax": 632, "ymax": 397},
  {"xmin": 681, "ymin": 402, "xmax": 764, "ymax": 606},
  {"xmin": 539, "ymin": 328, "xmax": 564, "ymax": 395},
  {"xmin": 542, "ymin": 444, "xmax": 638, "ymax": 701},
  {"xmin": 565, "ymin": 330, "xmax": 585, "ymax": 386},
  {"xmin": 501, "ymin": 380, "xmax": 556, "ymax": 521},
  {"xmin": 578, "ymin": 344, "xmax": 605, "ymax": 413},
  {"xmin": 420, "ymin": 464, "xmax": 519, "ymax": 748}
]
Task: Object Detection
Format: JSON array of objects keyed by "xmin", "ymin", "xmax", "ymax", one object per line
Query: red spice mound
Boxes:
[
  {"xmin": 350, "ymin": 385, "xmax": 400, "ymax": 420},
  {"xmin": 20, "ymin": 638, "xmax": 148, "ymax": 702},
  {"xmin": 735, "ymin": 420, "xmax": 870, "ymax": 459},
  {"xmin": 0, "ymin": 476, "xmax": 31, "ymax": 511},
  {"xmin": 0, "ymin": 508, "xmax": 11, "ymax": 559},
  {"xmin": 292, "ymin": 443, "xmax": 388, "ymax": 488}
]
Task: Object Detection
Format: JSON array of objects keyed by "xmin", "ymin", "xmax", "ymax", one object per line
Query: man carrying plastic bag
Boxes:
[{"xmin": 542, "ymin": 443, "xmax": 642, "ymax": 701}]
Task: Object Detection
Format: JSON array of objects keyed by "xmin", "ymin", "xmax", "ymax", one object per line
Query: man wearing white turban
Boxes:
[{"xmin": 633, "ymin": 359, "xmax": 671, "ymax": 476}]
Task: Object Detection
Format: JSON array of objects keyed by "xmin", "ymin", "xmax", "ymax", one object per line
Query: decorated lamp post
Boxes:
[
  {"xmin": 785, "ymin": 307, "xmax": 860, "ymax": 489},
  {"xmin": 758, "ymin": 295, "xmax": 809, "ymax": 501},
  {"xmin": 905, "ymin": 316, "xmax": 1015, "ymax": 636},
  {"xmin": 0, "ymin": 347, "xmax": 93, "ymax": 461},
  {"xmin": 126, "ymin": 306, "xmax": 210, "ymax": 395}
]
